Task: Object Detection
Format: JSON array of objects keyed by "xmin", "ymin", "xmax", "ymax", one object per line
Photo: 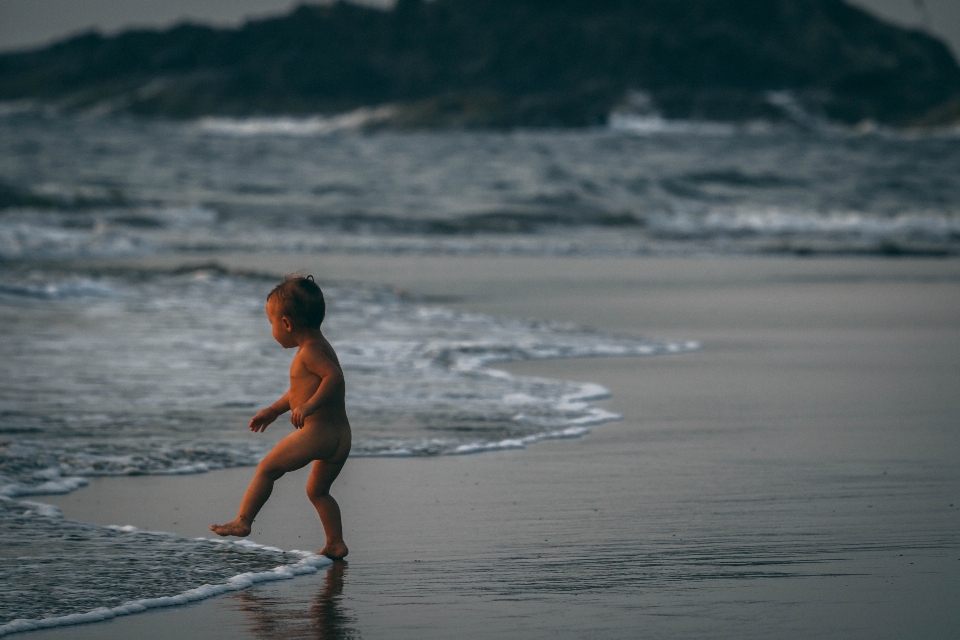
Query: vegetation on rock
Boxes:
[{"xmin": 1, "ymin": 0, "xmax": 958, "ymax": 127}]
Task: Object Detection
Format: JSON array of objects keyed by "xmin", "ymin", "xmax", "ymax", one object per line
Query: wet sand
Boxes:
[{"xmin": 30, "ymin": 256, "xmax": 960, "ymax": 639}]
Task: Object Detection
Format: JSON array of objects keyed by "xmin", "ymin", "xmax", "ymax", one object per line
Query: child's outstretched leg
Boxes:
[
  {"xmin": 209, "ymin": 465, "xmax": 279, "ymax": 536},
  {"xmin": 307, "ymin": 459, "xmax": 348, "ymax": 559},
  {"xmin": 211, "ymin": 430, "xmax": 313, "ymax": 536}
]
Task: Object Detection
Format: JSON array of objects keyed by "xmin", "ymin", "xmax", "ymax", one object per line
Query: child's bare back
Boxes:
[{"xmin": 211, "ymin": 275, "xmax": 351, "ymax": 559}]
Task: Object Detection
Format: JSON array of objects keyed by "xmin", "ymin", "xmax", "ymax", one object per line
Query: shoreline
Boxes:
[{"xmin": 17, "ymin": 254, "xmax": 960, "ymax": 639}]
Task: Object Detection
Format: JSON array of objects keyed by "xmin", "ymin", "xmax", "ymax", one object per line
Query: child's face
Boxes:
[{"xmin": 266, "ymin": 297, "xmax": 298, "ymax": 348}]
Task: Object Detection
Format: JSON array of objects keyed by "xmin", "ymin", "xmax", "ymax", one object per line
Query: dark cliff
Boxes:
[{"xmin": 1, "ymin": 0, "xmax": 958, "ymax": 127}]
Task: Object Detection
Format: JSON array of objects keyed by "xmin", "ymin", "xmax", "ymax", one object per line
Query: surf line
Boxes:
[{"xmin": 0, "ymin": 535, "xmax": 331, "ymax": 637}]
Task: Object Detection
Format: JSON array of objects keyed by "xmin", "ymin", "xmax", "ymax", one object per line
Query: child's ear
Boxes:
[{"xmin": 281, "ymin": 316, "xmax": 293, "ymax": 332}]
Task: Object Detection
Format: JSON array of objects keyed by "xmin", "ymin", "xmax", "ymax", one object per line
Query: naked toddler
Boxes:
[{"xmin": 211, "ymin": 274, "xmax": 351, "ymax": 559}]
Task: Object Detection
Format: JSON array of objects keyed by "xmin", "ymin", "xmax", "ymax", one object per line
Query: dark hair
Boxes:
[{"xmin": 267, "ymin": 274, "xmax": 325, "ymax": 329}]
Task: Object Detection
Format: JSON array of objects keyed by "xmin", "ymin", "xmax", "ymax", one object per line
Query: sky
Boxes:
[{"xmin": 0, "ymin": 0, "xmax": 957, "ymax": 62}]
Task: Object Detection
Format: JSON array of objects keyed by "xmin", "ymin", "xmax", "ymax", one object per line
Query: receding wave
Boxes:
[
  {"xmin": 0, "ymin": 499, "xmax": 330, "ymax": 636},
  {"xmin": 0, "ymin": 268, "xmax": 697, "ymax": 499}
]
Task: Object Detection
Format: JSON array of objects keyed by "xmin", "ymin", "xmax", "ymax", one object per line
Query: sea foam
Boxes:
[
  {"xmin": 0, "ymin": 499, "xmax": 332, "ymax": 637},
  {"xmin": 196, "ymin": 106, "xmax": 396, "ymax": 136},
  {"xmin": 0, "ymin": 550, "xmax": 331, "ymax": 637}
]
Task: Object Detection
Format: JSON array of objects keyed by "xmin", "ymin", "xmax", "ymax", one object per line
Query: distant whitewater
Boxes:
[
  {"xmin": 1, "ymin": 113, "xmax": 958, "ymax": 257},
  {"xmin": 196, "ymin": 106, "xmax": 397, "ymax": 136}
]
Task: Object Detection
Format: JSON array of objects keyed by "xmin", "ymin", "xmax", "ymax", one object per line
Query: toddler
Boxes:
[{"xmin": 211, "ymin": 274, "xmax": 350, "ymax": 559}]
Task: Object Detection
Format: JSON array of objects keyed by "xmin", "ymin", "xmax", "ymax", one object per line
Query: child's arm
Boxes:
[
  {"xmin": 289, "ymin": 350, "xmax": 345, "ymax": 429},
  {"xmin": 249, "ymin": 392, "xmax": 291, "ymax": 433}
]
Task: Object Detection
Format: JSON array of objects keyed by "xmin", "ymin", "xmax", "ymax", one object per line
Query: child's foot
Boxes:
[
  {"xmin": 209, "ymin": 517, "xmax": 252, "ymax": 537},
  {"xmin": 319, "ymin": 541, "xmax": 349, "ymax": 559}
]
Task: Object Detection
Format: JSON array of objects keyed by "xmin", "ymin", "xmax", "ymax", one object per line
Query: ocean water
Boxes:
[
  {"xmin": 1, "ymin": 113, "xmax": 958, "ymax": 259},
  {"xmin": 0, "ymin": 112, "xmax": 958, "ymax": 634}
]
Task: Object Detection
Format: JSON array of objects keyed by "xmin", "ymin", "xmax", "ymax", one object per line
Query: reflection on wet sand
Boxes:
[{"xmin": 234, "ymin": 561, "xmax": 360, "ymax": 639}]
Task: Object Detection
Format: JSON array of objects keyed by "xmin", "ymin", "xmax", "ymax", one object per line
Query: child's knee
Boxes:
[
  {"xmin": 256, "ymin": 460, "xmax": 286, "ymax": 481},
  {"xmin": 306, "ymin": 481, "xmax": 330, "ymax": 500}
]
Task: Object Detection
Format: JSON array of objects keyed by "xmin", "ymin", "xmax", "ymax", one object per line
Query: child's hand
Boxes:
[
  {"xmin": 249, "ymin": 407, "xmax": 278, "ymax": 433},
  {"xmin": 289, "ymin": 404, "xmax": 315, "ymax": 429}
]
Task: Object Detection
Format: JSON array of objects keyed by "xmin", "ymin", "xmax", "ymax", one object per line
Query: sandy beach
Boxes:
[{"xmin": 27, "ymin": 255, "xmax": 960, "ymax": 639}]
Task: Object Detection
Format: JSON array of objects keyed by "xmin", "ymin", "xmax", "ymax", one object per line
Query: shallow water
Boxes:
[
  {"xmin": 0, "ymin": 499, "xmax": 330, "ymax": 634},
  {"xmin": 0, "ymin": 263, "xmax": 694, "ymax": 630}
]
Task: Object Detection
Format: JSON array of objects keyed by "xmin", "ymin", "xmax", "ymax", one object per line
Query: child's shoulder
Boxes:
[{"xmin": 299, "ymin": 335, "xmax": 342, "ymax": 369}]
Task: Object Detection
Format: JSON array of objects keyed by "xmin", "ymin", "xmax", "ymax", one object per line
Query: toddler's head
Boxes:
[{"xmin": 267, "ymin": 274, "xmax": 325, "ymax": 330}]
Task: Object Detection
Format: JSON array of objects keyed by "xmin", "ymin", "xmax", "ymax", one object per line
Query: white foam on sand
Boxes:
[
  {"xmin": 451, "ymin": 425, "xmax": 594, "ymax": 455},
  {"xmin": 0, "ymin": 531, "xmax": 332, "ymax": 638},
  {"xmin": 0, "ymin": 476, "xmax": 89, "ymax": 498},
  {"xmin": 16, "ymin": 500, "xmax": 63, "ymax": 519}
]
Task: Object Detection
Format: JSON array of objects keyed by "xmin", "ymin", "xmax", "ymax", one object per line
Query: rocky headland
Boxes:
[{"xmin": 1, "ymin": 0, "xmax": 958, "ymax": 128}]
